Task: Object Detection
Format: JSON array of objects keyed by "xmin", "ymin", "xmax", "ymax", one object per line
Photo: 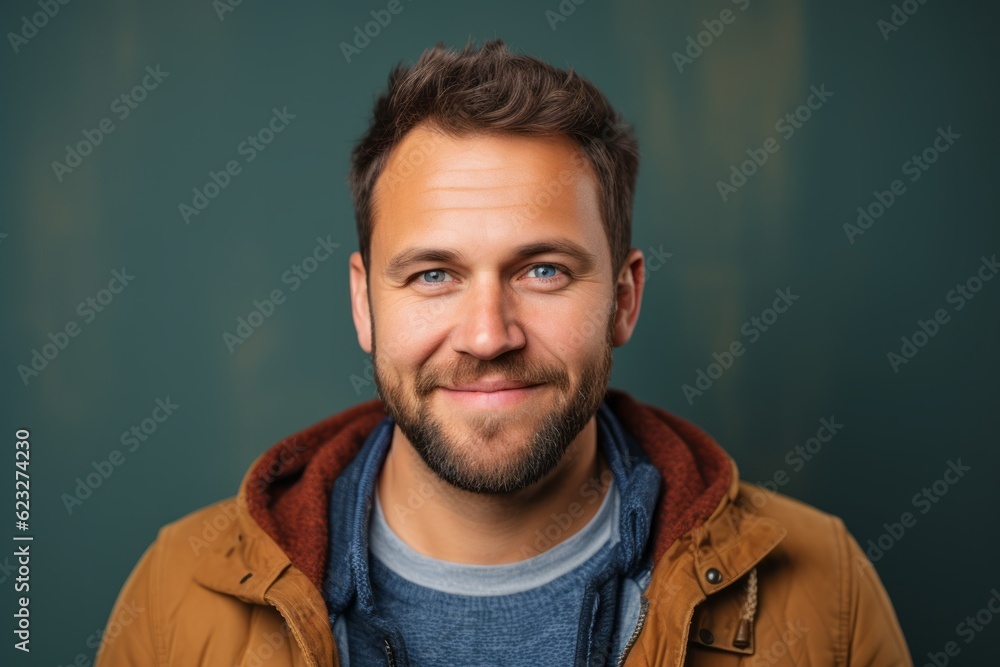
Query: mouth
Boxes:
[{"xmin": 437, "ymin": 379, "xmax": 545, "ymax": 409}]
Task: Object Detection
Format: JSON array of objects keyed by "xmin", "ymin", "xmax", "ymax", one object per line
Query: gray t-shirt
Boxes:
[
  {"xmin": 325, "ymin": 402, "xmax": 664, "ymax": 667},
  {"xmin": 347, "ymin": 476, "xmax": 620, "ymax": 666}
]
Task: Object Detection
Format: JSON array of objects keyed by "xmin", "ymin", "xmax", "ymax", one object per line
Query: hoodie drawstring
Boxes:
[{"xmin": 733, "ymin": 567, "xmax": 758, "ymax": 649}]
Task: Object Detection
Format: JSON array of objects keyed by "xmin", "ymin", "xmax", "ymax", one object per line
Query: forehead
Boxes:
[{"xmin": 369, "ymin": 124, "xmax": 607, "ymax": 264}]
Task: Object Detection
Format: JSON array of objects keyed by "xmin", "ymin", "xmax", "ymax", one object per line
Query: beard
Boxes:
[{"xmin": 371, "ymin": 309, "xmax": 616, "ymax": 495}]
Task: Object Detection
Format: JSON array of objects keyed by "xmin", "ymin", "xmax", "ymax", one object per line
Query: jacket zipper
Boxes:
[
  {"xmin": 615, "ymin": 596, "xmax": 649, "ymax": 667},
  {"xmin": 383, "ymin": 637, "xmax": 397, "ymax": 667}
]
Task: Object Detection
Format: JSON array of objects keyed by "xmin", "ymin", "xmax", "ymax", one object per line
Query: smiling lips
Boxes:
[{"xmin": 438, "ymin": 378, "xmax": 544, "ymax": 408}]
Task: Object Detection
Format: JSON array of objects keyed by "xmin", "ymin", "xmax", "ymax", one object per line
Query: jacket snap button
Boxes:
[
  {"xmin": 699, "ymin": 628, "xmax": 715, "ymax": 645},
  {"xmin": 705, "ymin": 568, "xmax": 722, "ymax": 584}
]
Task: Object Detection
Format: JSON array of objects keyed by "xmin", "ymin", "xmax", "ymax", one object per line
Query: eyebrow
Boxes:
[{"xmin": 384, "ymin": 240, "xmax": 598, "ymax": 281}]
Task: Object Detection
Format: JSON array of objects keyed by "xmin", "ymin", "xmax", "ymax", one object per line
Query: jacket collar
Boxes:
[
  {"xmin": 225, "ymin": 388, "xmax": 737, "ymax": 592},
  {"xmin": 225, "ymin": 389, "xmax": 734, "ymax": 588},
  {"xmin": 193, "ymin": 389, "xmax": 786, "ymax": 663},
  {"xmin": 632, "ymin": 460, "xmax": 787, "ymax": 662},
  {"xmin": 321, "ymin": 400, "xmax": 664, "ymax": 617}
]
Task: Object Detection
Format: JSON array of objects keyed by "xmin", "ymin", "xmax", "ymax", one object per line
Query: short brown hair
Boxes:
[{"xmin": 348, "ymin": 38, "xmax": 640, "ymax": 275}]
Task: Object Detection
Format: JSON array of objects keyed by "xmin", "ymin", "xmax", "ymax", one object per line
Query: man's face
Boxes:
[{"xmin": 350, "ymin": 124, "xmax": 639, "ymax": 495}]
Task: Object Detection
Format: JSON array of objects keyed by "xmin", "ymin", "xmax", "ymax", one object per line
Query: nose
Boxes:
[{"xmin": 449, "ymin": 277, "xmax": 526, "ymax": 360}]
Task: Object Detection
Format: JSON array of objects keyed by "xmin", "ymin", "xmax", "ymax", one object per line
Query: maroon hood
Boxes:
[{"xmin": 243, "ymin": 388, "xmax": 733, "ymax": 589}]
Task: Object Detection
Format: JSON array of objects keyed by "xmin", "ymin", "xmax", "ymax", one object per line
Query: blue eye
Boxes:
[
  {"xmin": 419, "ymin": 269, "xmax": 450, "ymax": 283},
  {"xmin": 527, "ymin": 264, "xmax": 561, "ymax": 279}
]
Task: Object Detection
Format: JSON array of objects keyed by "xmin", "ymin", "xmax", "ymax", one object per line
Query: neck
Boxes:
[{"xmin": 375, "ymin": 418, "xmax": 611, "ymax": 565}]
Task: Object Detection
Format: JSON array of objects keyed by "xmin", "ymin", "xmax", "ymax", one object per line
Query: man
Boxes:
[{"xmin": 97, "ymin": 39, "xmax": 912, "ymax": 666}]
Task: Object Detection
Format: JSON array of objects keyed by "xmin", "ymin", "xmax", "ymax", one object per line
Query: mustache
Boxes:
[{"xmin": 413, "ymin": 352, "xmax": 570, "ymax": 396}]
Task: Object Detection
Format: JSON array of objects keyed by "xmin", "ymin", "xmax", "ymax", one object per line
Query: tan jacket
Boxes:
[{"xmin": 96, "ymin": 390, "xmax": 913, "ymax": 666}]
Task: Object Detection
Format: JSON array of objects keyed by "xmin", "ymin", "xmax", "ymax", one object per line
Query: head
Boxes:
[{"xmin": 348, "ymin": 39, "xmax": 645, "ymax": 495}]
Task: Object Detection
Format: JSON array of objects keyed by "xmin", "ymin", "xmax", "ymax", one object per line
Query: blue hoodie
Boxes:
[{"xmin": 322, "ymin": 400, "xmax": 664, "ymax": 666}]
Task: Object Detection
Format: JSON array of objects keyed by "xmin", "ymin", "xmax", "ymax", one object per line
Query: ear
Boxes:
[
  {"xmin": 349, "ymin": 251, "xmax": 373, "ymax": 353},
  {"xmin": 612, "ymin": 248, "xmax": 645, "ymax": 347}
]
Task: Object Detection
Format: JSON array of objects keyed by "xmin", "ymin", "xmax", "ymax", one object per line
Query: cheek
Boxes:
[
  {"xmin": 529, "ymin": 299, "xmax": 607, "ymax": 364},
  {"xmin": 375, "ymin": 299, "xmax": 451, "ymax": 366}
]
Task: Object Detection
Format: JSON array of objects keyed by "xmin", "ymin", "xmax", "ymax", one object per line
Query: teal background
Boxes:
[{"xmin": 2, "ymin": 0, "xmax": 998, "ymax": 663}]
